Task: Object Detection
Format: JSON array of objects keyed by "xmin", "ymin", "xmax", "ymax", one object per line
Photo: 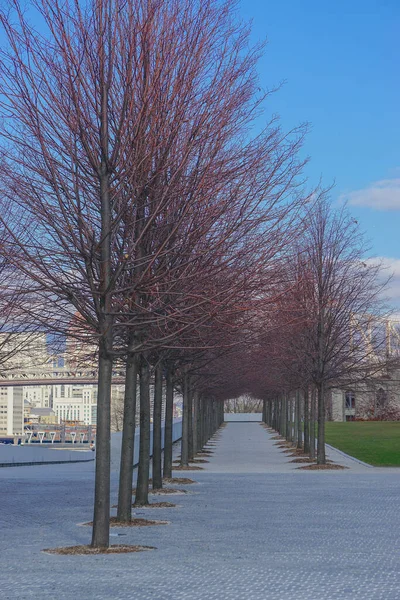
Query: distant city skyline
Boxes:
[{"xmin": 239, "ymin": 0, "xmax": 400, "ymax": 307}]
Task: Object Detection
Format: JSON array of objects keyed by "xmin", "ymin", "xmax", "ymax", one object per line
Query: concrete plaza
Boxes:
[{"xmin": 1, "ymin": 421, "xmax": 400, "ymax": 599}]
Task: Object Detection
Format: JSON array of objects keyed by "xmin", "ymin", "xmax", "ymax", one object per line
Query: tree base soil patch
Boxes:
[
  {"xmin": 174, "ymin": 457, "xmax": 209, "ymax": 463},
  {"xmin": 43, "ymin": 545, "xmax": 155, "ymax": 555},
  {"xmin": 132, "ymin": 487, "xmax": 188, "ymax": 495},
  {"xmin": 133, "ymin": 502, "xmax": 177, "ymax": 508},
  {"xmin": 163, "ymin": 477, "xmax": 197, "ymax": 484},
  {"xmin": 283, "ymin": 448, "xmax": 308, "ymax": 455},
  {"xmin": 290, "ymin": 457, "xmax": 317, "ymax": 463},
  {"xmin": 297, "ymin": 463, "xmax": 349, "ymax": 470},
  {"xmin": 173, "ymin": 465, "xmax": 204, "ymax": 471},
  {"xmin": 112, "ymin": 501, "xmax": 178, "ymax": 508},
  {"xmin": 83, "ymin": 517, "xmax": 169, "ymax": 527}
]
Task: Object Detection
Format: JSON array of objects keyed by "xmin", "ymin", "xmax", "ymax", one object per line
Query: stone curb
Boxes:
[
  {"xmin": 0, "ymin": 458, "xmax": 95, "ymax": 468},
  {"xmin": 325, "ymin": 443, "xmax": 374, "ymax": 468}
]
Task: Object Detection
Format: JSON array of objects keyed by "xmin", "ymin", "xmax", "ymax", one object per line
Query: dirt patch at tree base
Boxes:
[
  {"xmin": 297, "ymin": 463, "xmax": 349, "ymax": 470},
  {"xmin": 290, "ymin": 457, "xmax": 317, "ymax": 463},
  {"xmin": 173, "ymin": 465, "xmax": 204, "ymax": 471},
  {"xmin": 133, "ymin": 502, "xmax": 177, "ymax": 509},
  {"xmin": 163, "ymin": 477, "xmax": 197, "ymax": 484},
  {"xmin": 271, "ymin": 436, "xmax": 284, "ymax": 440},
  {"xmin": 82, "ymin": 517, "xmax": 169, "ymax": 527},
  {"xmin": 111, "ymin": 501, "xmax": 178, "ymax": 508},
  {"xmin": 43, "ymin": 545, "xmax": 156, "ymax": 555},
  {"xmin": 173, "ymin": 457, "xmax": 209, "ymax": 463},
  {"xmin": 132, "ymin": 487, "xmax": 188, "ymax": 495}
]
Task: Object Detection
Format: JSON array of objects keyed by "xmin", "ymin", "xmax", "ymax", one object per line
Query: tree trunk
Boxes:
[
  {"xmin": 192, "ymin": 389, "xmax": 199, "ymax": 455},
  {"xmin": 135, "ymin": 358, "xmax": 151, "ymax": 505},
  {"xmin": 91, "ymin": 345, "xmax": 113, "ymax": 548},
  {"xmin": 303, "ymin": 387, "xmax": 310, "ymax": 454},
  {"xmin": 288, "ymin": 397, "xmax": 293, "ymax": 443},
  {"xmin": 91, "ymin": 38, "xmax": 113, "ymax": 548},
  {"xmin": 296, "ymin": 390, "xmax": 302, "ymax": 450},
  {"xmin": 181, "ymin": 373, "xmax": 190, "ymax": 466},
  {"xmin": 280, "ymin": 394, "xmax": 287, "ymax": 437},
  {"xmin": 317, "ymin": 382, "xmax": 326, "ymax": 464},
  {"xmin": 199, "ymin": 396, "xmax": 205, "ymax": 448},
  {"xmin": 163, "ymin": 366, "xmax": 174, "ymax": 479},
  {"xmin": 152, "ymin": 361, "xmax": 163, "ymax": 490},
  {"xmin": 188, "ymin": 380, "xmax": 194, "ymax": 461},
  {"xmin": 116, "ymin": 352, "xmax": 138, "ymax": 522},
  {"xmin": 310, "ymin": 387, "xmax": 316, "ymax": 460}
]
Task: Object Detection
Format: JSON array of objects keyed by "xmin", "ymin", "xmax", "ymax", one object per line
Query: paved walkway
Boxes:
[{"xmin": 1, "ymin": 422, "xmax": 400, "ymax": 599}]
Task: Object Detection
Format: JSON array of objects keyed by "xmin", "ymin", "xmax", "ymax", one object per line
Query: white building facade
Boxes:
[
  {"xmin": 52, "ymin": 384, "xmax": 98, "ymax": 425},
  {"xmin": 0, "ymin": 386, "xmax": 24, "ymax": 437}
]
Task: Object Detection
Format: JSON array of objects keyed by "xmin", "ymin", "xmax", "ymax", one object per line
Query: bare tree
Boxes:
[
  {"xmin": 0, "ymin": 0, "xmax": 152, "ymax": 547},
  {"xmin": 257, "ymin": 198, "xmax": 388, "ymax": 462}
]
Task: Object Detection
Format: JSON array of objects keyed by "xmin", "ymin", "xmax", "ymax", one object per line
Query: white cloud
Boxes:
[
  {"xmin": 340, "ymin": 179, "xmax": 400, "ymax": 210},
  {"xmin": 376, "ymin": 257, "xmax": 400, "ymax": 310}
]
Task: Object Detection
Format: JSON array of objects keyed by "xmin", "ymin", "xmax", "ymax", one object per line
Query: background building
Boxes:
[{"xmin": 0, "ymin": 386, "xmax": 23, "ymax": 438}]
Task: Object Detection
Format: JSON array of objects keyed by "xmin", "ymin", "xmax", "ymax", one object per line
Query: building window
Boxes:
[
  {"xmin": 345, "ymin": 391, "xmax": 355, "ymax": 409},
  {"xmin": 376, "ymin": 388, "xmax": 387, "ymax": 409}
]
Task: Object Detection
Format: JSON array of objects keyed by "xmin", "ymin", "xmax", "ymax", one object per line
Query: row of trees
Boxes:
[
  {"xmin": 0, "ymin": 0, "xmax": 393, "ymax": 550},
  {"xmin": 216, "ymin": 200, "xmax": 391, "ymax": 463}
]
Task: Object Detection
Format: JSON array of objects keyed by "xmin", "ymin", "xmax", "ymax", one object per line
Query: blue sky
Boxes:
[{"xmin": 239, "ymin": 0, "xmax": 400, "ymax": 306}]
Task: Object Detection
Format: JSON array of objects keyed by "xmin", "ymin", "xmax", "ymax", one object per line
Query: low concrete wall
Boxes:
[
  {"xmin": 0, "ymin": 445, "xmax": 94, "ymax": 467},
  {"xmin": 224, "ymin": 413, "xmax": 262, "ymax": 422},
  {"xmin": 111, "ymin": 418, "xmax": 182, "ymax": 470},
  {"xmin": 1, "ymin": 419, "xmax": 182, "ymax": 468}
]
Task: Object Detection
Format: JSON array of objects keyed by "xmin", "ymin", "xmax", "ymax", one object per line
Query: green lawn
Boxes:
[{"xmin": 325, "ymin": 422, "xmax": 400, "ymax": 467}]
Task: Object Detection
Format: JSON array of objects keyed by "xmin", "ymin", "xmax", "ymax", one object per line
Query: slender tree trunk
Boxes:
[
  {"xmin": 280, "ymin": 394, "xmax": 287, "ymax": 437},
  {"xmin": 117, "ymin": 352, "xmax": 138, "ymax": 522},
  {"xmin": 91, "ymin": 344, "xmax": 113, "ymax": 548},
  {"xmin": 287, "ymin": 396, "xmax": 292, "ymax": 442},
  {"xmin": 135, "ymin": 358, "xmax": 151, "ymax": 505},
  {"xmin": 192, "ymin": 389, "xmax": 199, "ymax": 455},
  {"xmin": 163, "ymin": 366, "xmax": 174, "ymax": 479},
  {"xmin": 200, "ymin": 397, "xmax": 206, "ymax": 448},
  {"xmin": 91, "ymin": 37, "xmax": 113, "ymax": 548},
  {"xmin": 310, "ymin": 387, "xmax": 316, "ymax": 460},
  {"xmin": 181, "ymin": 373, "xmax": 190, "ymax": 466},
  {"xmin": 188, "ymin": 380, "xmax": 194, "ymax": 461},
  {"xmin": 303, "ymin": 387, "xmax": 310, "ymax": 454},
  {"xmin": 296, "ymin": 390, "xmax": 302, "ymax": 450},
  {"xmin": 287, "ymin": 396, "xmax": 292, "ymax": 441},
  {"xmin": 317, "ymin": 381, "xmax": 326, "ymax": 464},
  {"xmin": 152, "ymin": 361, "xmax": 163, "ymax": 489}
]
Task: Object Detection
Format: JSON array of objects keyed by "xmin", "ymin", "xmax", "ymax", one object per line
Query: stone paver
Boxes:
[{"xmin": 1, "ymin": 422, "xmax": 400, "ymax": 599}]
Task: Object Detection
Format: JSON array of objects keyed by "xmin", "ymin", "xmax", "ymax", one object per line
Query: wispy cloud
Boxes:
[
  {"xmin": 340, "ymin": 179, "xmax": 400, "ymax": 210},
  {"xmin": 376, "ymin": 257, "xmax": 400, "ymax": 311}
]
